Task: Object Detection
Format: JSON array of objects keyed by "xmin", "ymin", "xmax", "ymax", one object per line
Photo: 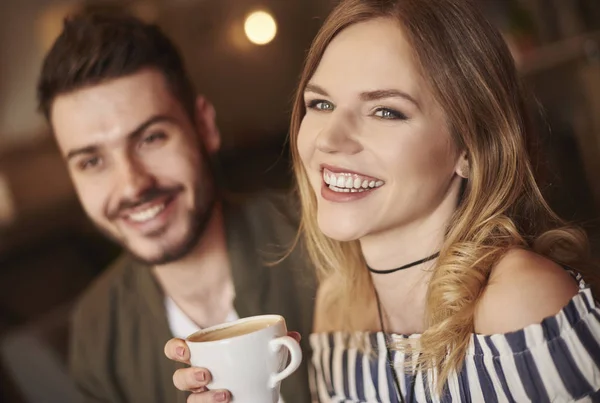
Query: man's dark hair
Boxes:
[{"xmin": 37, "ymin": 10, "xmax": 196, "ymax": 121}]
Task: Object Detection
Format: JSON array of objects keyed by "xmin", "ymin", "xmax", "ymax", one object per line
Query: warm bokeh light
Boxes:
[{"xmin": 244, "ymin": 10, "xmax": 277, "ymax": 45}]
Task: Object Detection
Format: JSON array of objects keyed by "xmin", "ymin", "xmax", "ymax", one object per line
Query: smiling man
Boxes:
[
  {"xmin": 54, "ymin": 70, "xmax": 216, "ymax": 266},
  {"xmin": 37, "ymin": 11, "xmax": 315, "ymax": 403}
]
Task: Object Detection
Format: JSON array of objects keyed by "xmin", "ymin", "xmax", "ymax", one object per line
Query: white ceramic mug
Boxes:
[{"xmin": 185, "ymin": 314, "xmax": 302, "ymax": 403}]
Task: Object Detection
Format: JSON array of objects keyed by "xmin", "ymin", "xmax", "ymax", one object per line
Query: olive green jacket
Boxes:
[{"xmin": 69, "ymin": 193, "xmax": 316, "ymax": 403}]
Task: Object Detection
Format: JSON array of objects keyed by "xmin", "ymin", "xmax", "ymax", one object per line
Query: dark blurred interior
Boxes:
[{"xmin": 0, "ymin": 0, "xmax": 598, "ymax": 401}]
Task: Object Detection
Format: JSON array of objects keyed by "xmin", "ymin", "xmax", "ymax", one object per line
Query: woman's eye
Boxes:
[
  {"xmin": 374, "ymin": 108, "xmax": 407, "ymax": 120},
  {"xmin": 307, "ymin": 100, "xmax": 334, "ymax": 111}
]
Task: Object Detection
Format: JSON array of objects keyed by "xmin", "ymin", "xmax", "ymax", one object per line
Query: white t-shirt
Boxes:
[
  {"xmin": 164, "ymin": 298, "xmax": 285, "ymax": 403},
  {"xmin": 165, "ymin": 296, "xmax": 239, "ymax": 339}
]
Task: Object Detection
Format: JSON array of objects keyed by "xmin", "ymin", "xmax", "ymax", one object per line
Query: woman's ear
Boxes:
[{"xmin": 455, "ymin": 152, "xmax": 469, "ymax": 179}]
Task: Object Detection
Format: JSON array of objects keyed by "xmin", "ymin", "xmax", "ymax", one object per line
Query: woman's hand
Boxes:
[{"xmin": 164, "ymin": 332, "xmax": 301, "ymax": 402}]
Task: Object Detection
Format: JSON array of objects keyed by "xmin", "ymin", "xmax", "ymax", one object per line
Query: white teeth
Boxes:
[
  {"xmin": 128, "ymin": 203, "xmax": 165, "ymax": 222},
  {"xmin": 329, "ymin": 185, "xmax": 367, "ymax": 193},
  {"xmin": 322, "ymin": 169, "xmax": 385, "ymax": 191}
]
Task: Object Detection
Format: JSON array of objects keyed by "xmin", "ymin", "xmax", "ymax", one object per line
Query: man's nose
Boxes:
[{"xmin": 114, "ymin": 157, "xmax": 156, "ymax": 201}]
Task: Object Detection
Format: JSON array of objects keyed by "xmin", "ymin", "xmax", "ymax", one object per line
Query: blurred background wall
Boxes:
[{"xmin": 0, "ymin": 0, "xmax": 598, "ymax": 401}]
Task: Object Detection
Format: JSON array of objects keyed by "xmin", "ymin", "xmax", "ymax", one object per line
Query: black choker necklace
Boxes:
[{"xmin": 367, "ymin": 251, "xmax": 440, "ymax": 274}]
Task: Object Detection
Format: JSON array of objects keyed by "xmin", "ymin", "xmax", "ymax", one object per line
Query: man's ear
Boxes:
[{"xmin": 194, "ymin": 95, "xmax": 220, "ymax": 154}]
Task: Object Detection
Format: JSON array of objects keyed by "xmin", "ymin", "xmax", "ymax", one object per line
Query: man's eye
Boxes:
[
  {"xmin": 142, "ymin": 132, "xmax": 167, "ymax": 146},
  {"xmin": 79, "ymin": 157, "xmax": 101, "ymax": 171}
]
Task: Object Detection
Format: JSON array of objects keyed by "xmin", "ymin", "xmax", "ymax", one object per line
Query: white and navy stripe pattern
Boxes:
[{"xmin": 309, "ymin": 277, "xmax": 600, "ymax": 402}]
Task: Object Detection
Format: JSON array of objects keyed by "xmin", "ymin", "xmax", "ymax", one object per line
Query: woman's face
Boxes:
[{"xmin": 297, "ymin": 18, "xmax": 465, "ymax": 243}]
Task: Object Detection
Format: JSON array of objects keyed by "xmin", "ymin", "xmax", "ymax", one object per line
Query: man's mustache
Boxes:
[{"xmin": 106, "ymin": 186, "xmax": 183, "ymax": 219}]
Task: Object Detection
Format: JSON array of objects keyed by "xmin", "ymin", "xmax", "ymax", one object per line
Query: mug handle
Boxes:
[{"xmin": 268, "ymin": 335, "xmax": 303, "ymax": 388}]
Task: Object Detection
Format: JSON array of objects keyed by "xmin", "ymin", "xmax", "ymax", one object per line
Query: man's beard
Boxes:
[{"xmin": 94, "ymin": 181, "xmax": 217, "ymax": 266}]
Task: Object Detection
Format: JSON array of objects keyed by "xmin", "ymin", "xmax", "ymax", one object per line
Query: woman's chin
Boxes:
[{"xmin": 317, "ymin": 216, "xmax": 365, "ymax": 242}]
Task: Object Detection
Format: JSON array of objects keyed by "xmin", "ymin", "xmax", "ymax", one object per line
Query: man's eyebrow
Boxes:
[{"xmin": 66, "ymin": 115, "xmax": 176, "ymax": 160}]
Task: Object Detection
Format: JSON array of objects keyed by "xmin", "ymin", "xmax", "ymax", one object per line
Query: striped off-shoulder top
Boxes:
[{"xmin": 309, "ymin": 275, "xmax": 600, "ymax": 402}]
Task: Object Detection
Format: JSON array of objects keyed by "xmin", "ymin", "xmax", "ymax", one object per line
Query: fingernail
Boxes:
[
  {"xmin": 176, "ymin": 347, "xmax": 185, "ymax": 357},
  {"xmin": 215, "ymin": 391, "xmax": 228, "ymax": 402},
  {"xmin": 195, "ymin": 370, "xmax": 206, "ymax": 381}
]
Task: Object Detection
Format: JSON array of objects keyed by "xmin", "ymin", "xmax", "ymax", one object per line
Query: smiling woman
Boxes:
[
  {"xmin": 297, "ymin": 17, "xmax": 460, "ymax": 244},
  {"xmin": 288, "ymin": 0, "xmax": 600, "ymax": 401}
]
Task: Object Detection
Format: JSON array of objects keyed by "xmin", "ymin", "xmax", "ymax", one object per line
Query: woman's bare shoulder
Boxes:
[{"xmin": 474, "ymin": 248, "xmax": 579, "ymax": 335}]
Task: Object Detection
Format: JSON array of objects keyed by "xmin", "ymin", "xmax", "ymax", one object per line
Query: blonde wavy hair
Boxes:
[{"xmin": 289, "ymin": 0, "xmax": 599, "ymax": 392}]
